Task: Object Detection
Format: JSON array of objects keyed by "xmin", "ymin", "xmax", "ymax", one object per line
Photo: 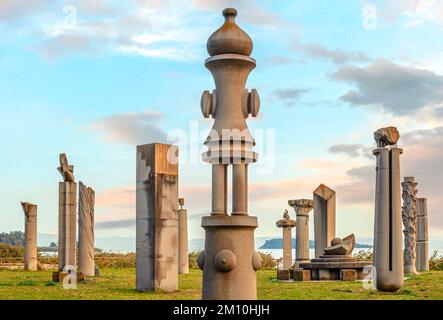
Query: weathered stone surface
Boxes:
[
  {"xmin": 199, "ymin": 8, "xmax": 260, "ymax": 300},
  {"xmin": 78, "ymin": 182, "xmax": 95, "ymax": 277},
  {"xmin": 323, "ymin": 234, "xmax": 355, "ymax": 256},
  {"xmin": 373, "ymin": 133, "xmax": 404, "ymax": 292},
  {"xmin": 313, "ymin": 184, "xmax": 336, "ymax": 258},
  {"xmin": 276, "ymin": 210, "xmax": 295, "ymax": 270},
  {"xmin": 276, "ymin": 269, "xmax": 290, "ymax": 281},
  {"xmin": 178, "ymin": 198, "xmax": 189, "ymax": 274},
  {"xmin": 21, "ymin": 202, "xmax": 37, "ymax": 271},
  {"xmin": 374, "ymin": 126, "xmax": 400, "ymax": 148},
  {"xmin": 293, "ymin": 269, "xmax": 311, "ymax": 281},
  {"xmin": 340, "ymin": 269, "xmax": 356, "ymax": 281},
  {"xmin": 416, "ymin": 198, "xmax": 429, "ymax": 271},
  {"xmin": 57, "ymin": 153, "xmax": 77, "ymax": 273},
  {"xmin": 288, "ymin": 199, "xmax": 313, "ymax": 268},
  {"xmin": 136, "ymin": 143, "xmax": 179, "ymax": 292},
  {"xmin": 402, "ymin": 177, "xmax": 419, "ymax": 275}
]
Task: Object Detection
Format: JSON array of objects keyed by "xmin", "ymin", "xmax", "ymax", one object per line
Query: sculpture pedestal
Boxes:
[{"xmin": 200, "ymin": 215, "xmax": 259, "ymax": 300}]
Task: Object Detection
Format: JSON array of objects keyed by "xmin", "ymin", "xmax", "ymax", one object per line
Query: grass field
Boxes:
[{"xmin": 0, "ymin": 268, "xmax": 442, "ymax": 300}]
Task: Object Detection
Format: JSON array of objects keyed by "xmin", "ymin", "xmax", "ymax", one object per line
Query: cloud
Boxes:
[
  {"xmin": 191, "ymin": 0, "xmax": 284, "ymax": 28},
  {"xmin": 332, "ymin": 59, "xmax": 443, "ymax": 115},
  {"xmin": 89, "ymin": 111, "xmax": 167, "ymax": 146},
  {"xmin": 96, "ymin": 219, "xmax": 135, "ymax": 230},
  {"xmin": 0, "ymin": 0, "xmax": 50, "ymax": 23},
  {"xmin": 328, "ymin": 144, "xmax": 373, "ymax": 159},
  {"xmin": 294, "ymin": 42, "xmax": 371, "ymax": 65},
  {"xmin": 272, "ymin": 88, "xmax": 309, "ymax": 107},
  {"xmin": 263, "ymin": 56, "xmax": 297, "ymax": 67}
]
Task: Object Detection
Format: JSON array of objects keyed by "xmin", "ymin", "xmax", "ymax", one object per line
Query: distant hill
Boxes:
[{"xmin": 259, "ymin": 238, "xmax": 373, "ymax": 249}]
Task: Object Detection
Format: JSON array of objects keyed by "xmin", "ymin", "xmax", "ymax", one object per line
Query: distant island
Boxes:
[{"xmin": 259, "ymin": 238, "xmax": 372, "ymax": 249}]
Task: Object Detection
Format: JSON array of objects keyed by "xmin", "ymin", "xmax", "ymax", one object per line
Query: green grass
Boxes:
[{"xmin": 0, "ymin": 268, "xmax": 442, "ymax": 300}]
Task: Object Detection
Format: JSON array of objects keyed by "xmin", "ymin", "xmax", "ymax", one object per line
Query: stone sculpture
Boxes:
[
  {"xmin": 313, "ymin": 184, "xmax": 336, "ymax": 258},
  {"xmin": 178, "ymin": 197, "xmax": 189, "ymax": 274},
  {"xmin": 78, "ymin": 182, "xmax": 95, "ymax": 277},
  {"xmin": 373, "ymin": 127, "xmax": 404, "ymax": 292},
  {"xmin": 288, "ymin": 199, "xmax": 313, "ymax": 268},
  {"xmin": 20, "ymin": 202, "xmax": 38, "ymax": 271},
  {"xmin": 136, "ymin": 143, "xmax": 179, "ymax": 292},
  {"xmin": 299, "ymin": 234, "xmax": 371, "ymax": 281},
  {"xmin": 416, "ymin": 198, "xmax": 429, "ymax": 271},
  {"xmin": 402, "ymin": 177, "xmax": 419, "ymax": 275},
  {"xmin": 323, "ymin": 234, "xmax": 355, "ymax": 256},
  {"xmin": 198, "ymin": 8, "xmax": 262, "ymax": 300},
  {"xmin": 56, "ymin": 153, "xmax": 77, "ymax": 280},
  {"xmin": 276, "ymin": 210, "xmax": 296, "ymax": 271}
]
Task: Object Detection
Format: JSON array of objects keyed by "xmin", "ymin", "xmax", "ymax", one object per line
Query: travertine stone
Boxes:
[
  {"xmin": 288, "ymin": 199, "xmax": 313, "ymax": 268},
  {"xmin": 373, "ymin": 132, "xmax": 404, "ymax": 292},
  {"xmin": 276, "ymin": 210, "xmax": 296, "ymax": 270},
  {"xmin": 78, "ymin": 182, "xmax": 95, "ymax": 277},
  {"xmin": 323, "ymin": 234, "xmax": 355, "ymax": 256},
  {"xmin": 20, "ymin": 202, "xmax": 37, "ymax": 271},
  {"xmin": 416, "ymin": 198, "xmax": 429, "ymax": 271},
  {"xmin": 276, "ymin": 269, "xmax": 290, "ymax": 281},
  {"xmin": 402, "ymin": 177, "xmax": 419, "ymax": 275},
  {"xmin": 178, "ymin": 198, "xmax": 189, "ymax": 274},
  {"xmin": 136, "ymin": 143, "xmax": 179, "ymax": 292},
  {"xmin": 293, "ymin": 269, "xmax": 311, "ymax": 281},
  {"xmin": 374, "ymin": 127, "xmax": 400, "ymax": 148},
  {"xmin": 313, "ymin": 184, "xmax": 336, "ymax": 258},
  {"xmin": 57, "ymin": 153, "xmax": 77, "ymax": 272},
  {"xmin": 199, "ymin": 8, "xmax": 261, "ymax": 300},
  {"xmin": 340, "ymin": 269, "xmax": 356, "ymax": 281}
]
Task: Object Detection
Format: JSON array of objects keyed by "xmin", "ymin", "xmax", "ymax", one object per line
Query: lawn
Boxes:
[{"xmin": 0, "ymin": 268, "xmax": 442, "ymax": 300}]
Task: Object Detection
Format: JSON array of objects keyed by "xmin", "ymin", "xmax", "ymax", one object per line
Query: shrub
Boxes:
[
  {"xmin": 430, "ymin": 250, "xmax": 443, "ymax": 270},
  {"xmin": 0, "ymin": 242, "xmax": 24, "ymax": 258}
]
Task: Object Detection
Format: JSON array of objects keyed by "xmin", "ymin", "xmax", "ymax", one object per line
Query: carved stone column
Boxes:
[
  {"xmin": 198, "ymin": 8, "xmax": 262, "ymax": 300},
  {"xmin": 289, "ymin": 199, "xmax": 314, "ymax": 269},
  {"xmin": 276, "ymin": 210, "xmax": 296, "ymax": 270},
  {"xmin": 178, "ymin": 198, "xmax": 189, "ymax": 274},
  {"xmin": 402, "ymin": 177, "xmax": 419, "ymax": 275},
  {"xmin": 21, "ymin": 202, "xmax": 38, "ymax": 271},
  {"xmin": 136, "ymin": 143, "xmax": 179, "ymax": 292},
  {"xmin": 416, "ymin": 198, "xmax": 429, "ymax": 271},
  {"xmin": 373, "ymin": 127, "xmax": 404, "ymax": 292},
  {"xmin": 78, "ymin": 182, "xmax": 95, "ymax": 277}
]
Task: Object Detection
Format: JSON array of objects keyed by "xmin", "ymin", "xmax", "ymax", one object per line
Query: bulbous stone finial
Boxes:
[{"xmin": 207, "ymin": 8, "xmax": 253, "ymax": 57}]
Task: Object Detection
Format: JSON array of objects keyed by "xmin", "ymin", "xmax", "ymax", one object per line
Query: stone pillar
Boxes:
[
  {"xmin": 402, "ymin": 177, "xmax": 419, "ymax": 275},
  {"xmin": 373, "ymin": 127, "xmax": 404, "ymax": 292},
  {"xmin": 289, "ymin": 199, "xmax": 314, "ymax": 269},
  {"xmin": 20, "ymin": 202, "xmax": 38, "ymax": 271},
  {"xmin": 78, "ymin": 182, "xmax": 95, "ymax": 277},
  {"xmin": 136, "ymin": 143, "xmax": 179, "ymax": 292},
  {"xmin": 198, "ymin": 8, "xmax": 262, "ymax": 300},
  {"xmin": 276, "ymin": 210, "xmax": 296, "ymax": 270},
  {"xmin": 416, "ymin": 198, "xmax": 429, "ymax": 271},
  {"xmin": 178, "ymin": 198, "xmax": 189, "ymax": 274},
  {"xmin": 313, "ymin": 184, "xmax": 336, "ymax": 258},
  {"xmin": 57, "ymin": 153, "xmax": 77, "ymax": 273}
]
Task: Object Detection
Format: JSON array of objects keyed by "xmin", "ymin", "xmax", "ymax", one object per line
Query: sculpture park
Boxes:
[{"xmin": 0, "ymin": 2, "xmax": 442, "ymax": 302}]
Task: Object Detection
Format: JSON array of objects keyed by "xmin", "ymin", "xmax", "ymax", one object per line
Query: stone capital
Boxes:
[{"xmin": 288, "ymin": 199, "xmax": 313, "ymax": 217}]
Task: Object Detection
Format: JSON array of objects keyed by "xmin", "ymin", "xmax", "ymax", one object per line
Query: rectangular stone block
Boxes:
[
  {"xmin": 340, "ymin": 269, "xmax": 356, "ymax": 281},
  {"xmin": 318, "ymin": 269, "xmax": 330, "ymax": 280},
  {"xmin": 293, "ymin": 269, "xmax": 311, "ymax": 281},
  {"xmin": 277, "ymin": 269, "xmax": 290, "ymax": 280}
]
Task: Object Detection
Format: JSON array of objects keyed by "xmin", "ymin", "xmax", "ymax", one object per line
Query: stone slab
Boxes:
[
  {"xmin": 340, "ymin": 269, "xmax": 356, "ymax": 281},
  {"xmin": 276, "ymin": 269, "xmax": 290, "ymax": 281},
  {"xmin": 293, "ymin": 269, "xmax": 311, "ymax": 281}
]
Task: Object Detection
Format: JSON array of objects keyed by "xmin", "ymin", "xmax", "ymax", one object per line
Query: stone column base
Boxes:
[
  {"xmin": 340, "ymin": 269, "xmax": 356, "ymax": 281},
  {"xmin": 276, "ymin": 269, "xmax": 291, "ymax": 280},
  {"xmin": 293, "ymin": 269, "xmax": 311, "ymax": 281}
]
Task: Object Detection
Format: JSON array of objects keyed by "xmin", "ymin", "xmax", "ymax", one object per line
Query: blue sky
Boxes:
[{"xmin": 1, "ymin": 0, "xmax": 442, "ymax": 244}]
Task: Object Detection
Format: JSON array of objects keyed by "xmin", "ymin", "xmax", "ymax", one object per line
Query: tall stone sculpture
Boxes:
[
  {"xmin": 78, "ymin": 182, "xmax": 95, "ymax": 277},
  {"xmin": 289, "ymin": 199, "xmax": 314, "ymax": 268},
  {"xmin": 313, "ymin": 184, "xmax": 336, "ymax": 258},
  {"xmin": 20, "ymin": 202, "xmax": 38, "ymax": 271},
  {"xmin": 178, "ymin": 197, "xmax": 189, "ymax": 274},
  {"xmin": 57, "ymin": 153, "xmax": 77, "ymax": 277},
  {"xmin": 198, "ymin": 8, "xmax": 262, "ymax": 300},
  {"xmin": 402, "ymin": 177, "xmax": 419, "ymax": 275},
  {"xmin": 136, "ymin": 143, "xmax": 179, "ymax": 292},
  {"xmin": 373, "ymin": 127, "xmax": 404, "ymax": 292},
  {"xmin": 276, "ymin": 210, "xmax": 296, "ymax": 270},
  {"xmin": 416, "ymin": 197, "xmax": 429, "ymax": 271}
]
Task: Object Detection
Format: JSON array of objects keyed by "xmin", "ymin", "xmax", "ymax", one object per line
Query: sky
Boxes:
[{"xmin": 0, "ymin": 0, "xmax": 442, "ymax": 244}]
